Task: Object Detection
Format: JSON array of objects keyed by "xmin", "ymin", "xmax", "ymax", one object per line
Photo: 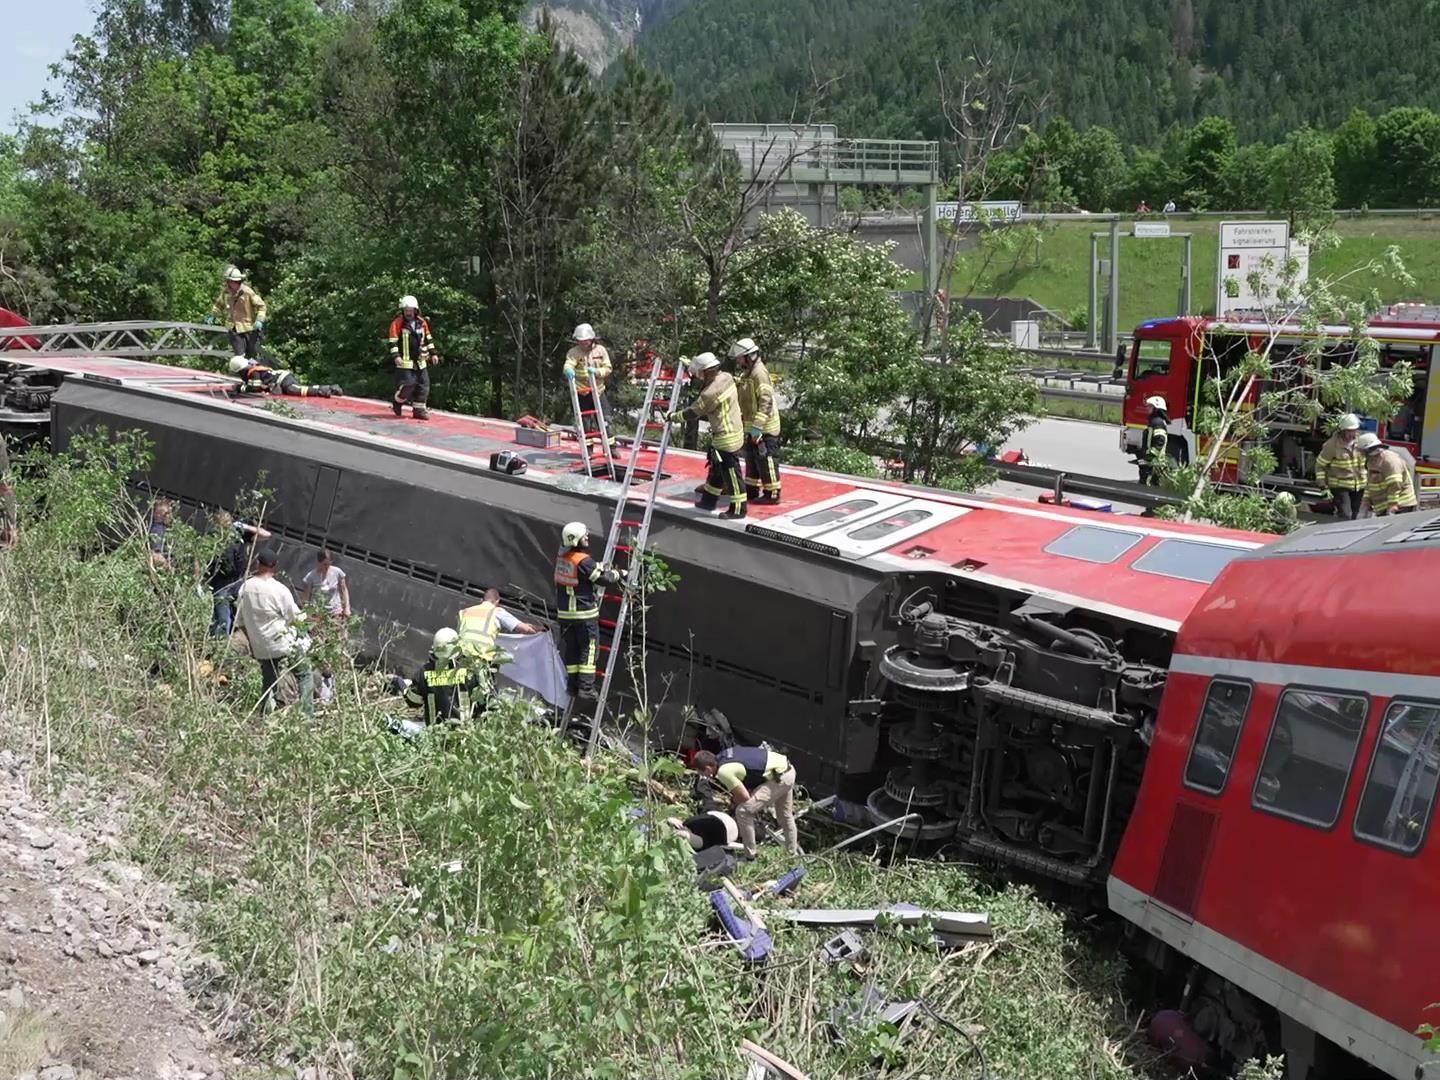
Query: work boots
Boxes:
[
  {"xmin": 721, "ymin": 503, "xmax": 748, "ymax": 520},
  {"xmin": 413, "ymin": 406, "xmax": 430, "ymax": 421}
]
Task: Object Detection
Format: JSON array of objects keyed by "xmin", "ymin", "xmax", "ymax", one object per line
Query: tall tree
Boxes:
[
  {"xmin": 1266, "ymin": 128, "xmax": 1336, "ymax": 230},
  {"xmin": 1331, "ymin": 108, "xmax": 1378, "ymax": 209}
]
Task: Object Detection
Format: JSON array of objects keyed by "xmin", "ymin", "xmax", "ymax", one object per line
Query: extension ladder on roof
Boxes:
[
  {"xmin": 566, "ymin": 364, "xmax": 617, "ymax": 478},
  {"xmin": 581, "ymin": 354, "xmax": 688, "ymax": 758}
]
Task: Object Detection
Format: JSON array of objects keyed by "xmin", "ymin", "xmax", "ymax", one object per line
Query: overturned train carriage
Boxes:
[{"xmin": 48, "ymin": 374, "xmax": 1213, "ymax": 890}]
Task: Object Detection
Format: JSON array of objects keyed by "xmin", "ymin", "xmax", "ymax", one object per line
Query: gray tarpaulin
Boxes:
[{"xmin": 495, "ymin": 631, "xmax": 568, "ymax": 709}]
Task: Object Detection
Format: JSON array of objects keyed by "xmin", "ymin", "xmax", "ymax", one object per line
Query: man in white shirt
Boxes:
[{"xmin": 236, "ymin": 548, "xmax": 313, "ymax": 714}]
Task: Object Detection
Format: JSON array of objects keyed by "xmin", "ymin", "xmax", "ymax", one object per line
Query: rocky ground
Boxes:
[{"xmin": 0, "ymin": 748, "xmax": 241, "ymax": 1080}]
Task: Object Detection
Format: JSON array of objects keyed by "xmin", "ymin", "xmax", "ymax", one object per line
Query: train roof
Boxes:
[
  {"xmin": 1173, "ymin": 511, "xmax": 1440, "ymax": 683},
  {"xmin": 7, "ymin": 354, "xmax": 1273, "ymax": 633}
]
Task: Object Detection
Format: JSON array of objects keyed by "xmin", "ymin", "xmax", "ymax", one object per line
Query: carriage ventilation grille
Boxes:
[{"xmin": 1387, "ymin": 515, "xmax": 1440, "ymax": 545}]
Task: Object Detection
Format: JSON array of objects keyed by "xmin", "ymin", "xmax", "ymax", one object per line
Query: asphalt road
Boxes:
[{"xmin": 982, "ymin": 415, "xmax": 1143, "ymax": 510}]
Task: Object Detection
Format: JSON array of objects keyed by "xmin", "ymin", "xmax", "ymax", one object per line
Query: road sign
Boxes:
[
  {"xmin": 1133, "ymin": 221, "xmax": 1171, "ymax": 238},
  {"xmin": 1216, "ymin": 220, "xmax": 1306, "ymax": 316},
  {"xmin": 935, "ymin": 201, "xmax": 1022, "ymax": 223}
]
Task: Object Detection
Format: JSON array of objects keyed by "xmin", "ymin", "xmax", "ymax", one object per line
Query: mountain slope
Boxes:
[
  {"xmin": 527, "ymin": 0, "xmax": 687, "ymax": 73},
  {"xmin": 632, "ymin": 0, "xmax": 1440, "ymax": 144}
]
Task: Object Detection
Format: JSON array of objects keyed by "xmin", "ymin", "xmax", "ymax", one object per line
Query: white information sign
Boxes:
[
  {"xmin": 1216, "ymin": 220, "xmax": 1307, "ymax": 316},
  {"xmin": 1133, "ymin": 221, "xmax": 1171, "ymax": 237},
  {"xmin": 935, "ymin": 200, "xmax": 1022, "ymax": 223}
]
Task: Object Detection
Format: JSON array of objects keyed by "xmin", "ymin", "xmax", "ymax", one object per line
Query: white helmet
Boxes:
[
  {"xmin": 224, "ymin": 266, "xmax": 244, "ymax": 282},
  {"xmin": 562, "ymin": 521, "xmax": 589, "ymax": 547},
  {"xmin": 432, "ymin": 626, "xmax": 460, "ymax": 656},
  {"xmin": 228, "ymin": 356, "xmax": 250, "ymax": 374},
  {"xmin": 400, "ymin": 295, "xmax": 419, "ymax": 311},
  {"xmin": 689, "ymin": 352, "xmax": 720, "ymax": 376},
  {"xmin": 1145, "ymin": 396, "xmax": 1167, "ymax": 412},
  {"xmin": 729, "ymin": 337, "xmax": 759, "ymax": 360},
  {"xmin": 1354, "ymin": 432, "xmax": 1383, "ymax": 453},
  {"xmin": 1337, "ymin": 413, "xmax": 1361, "ymax": 431},
  {"xmin": 572, "ymin": 323, "xmax": 596, "ymax": 342}
]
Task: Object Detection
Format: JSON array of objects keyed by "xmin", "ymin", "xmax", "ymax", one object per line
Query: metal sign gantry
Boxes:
[{"xmin": 0, "ymin": 320, "xmax": 231, "ymax": 359}]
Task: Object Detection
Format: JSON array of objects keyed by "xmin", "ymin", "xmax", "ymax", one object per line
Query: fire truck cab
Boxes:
[{"xmin": 1119, "ymin": 307, "xmax": 1440, "ymax": 500}]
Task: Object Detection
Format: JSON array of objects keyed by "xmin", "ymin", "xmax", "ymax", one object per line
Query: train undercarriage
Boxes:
[{"xmin": 865, "ymin": 582, "xmax": 1168, "ymax": 890}]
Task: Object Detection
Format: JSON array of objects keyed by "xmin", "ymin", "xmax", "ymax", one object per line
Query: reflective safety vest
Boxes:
[
  {"xmin": 1315, "ymin": 433, "xmax": 1366, "ymax": 491},
  {"xmin": 554, "ymin": 548, "xmax": 604, "ymax": 620},
  {"xmin": 715, "ymin": 746, "xmax": 790, "ymax": 792},
  {"xmin": 458, "ymin": 601, "xmax": 501, "ymax": 661},
  {"xmin": 403, "ymin": 661, "xmax": 479, "ymax": 724},
  {"xmin": 388, "ymin": 315, "xmax": 436, "ymax": 370},
  {"xmin": 239, "ymin": 365, "xmax": 293, "ymax": 394}
]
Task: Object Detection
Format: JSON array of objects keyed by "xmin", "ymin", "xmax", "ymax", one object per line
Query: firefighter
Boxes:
[
  {"xmin": 208, "ymin": 267, "xmax": 267, "ymax": 359},
  {"xmin": 388, "ymin": 295, "xmax": 438, "ymax": 421},
  {"xmin": 457, "ymin": 587, "xmax": 542, "ymax": 665},
  {"xmin": 690, "ymin": 746, "xmax": 799, "ymax": 857},
  {"xmin": 1357, "ymin": 432, "xmax": 1419, "ymax": 516},
  {"xmin": 1138, "ymin": 395, "xmax": 1171, "ymax": 486},
  {"xmin": 403, "ymin": 627, "xmax": 484, "ymax": 725},
  {"xmin": 563, "ymin": 323, "xmax": 614, "ymax": 452},
  {"xmin": 554, "ymin": 521, "xmax": 620, "ymax": 701},
  {"xmin": 731, "ymin": 337, "xmax": 782, "ymax": 505},
  {"xmin": 228, "ymin": 357, "xmax": 342, "ymax": 398},
  {"xmin": 670, "ymin": 352, "xmax": 746, "ymax": 519},
  {"xmin": 1315, "ymin": 413, "xmax": 1366, "ymax": 520}
]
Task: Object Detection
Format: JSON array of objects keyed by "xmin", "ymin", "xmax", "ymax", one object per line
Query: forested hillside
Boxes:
[{"xmin": 635, "ymin": 0, "xmax": 1440, "ymax": 145}]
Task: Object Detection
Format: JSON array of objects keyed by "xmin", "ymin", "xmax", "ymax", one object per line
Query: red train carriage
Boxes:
[{"xmin": 1112, "ymin": 512, "xmax": 1440, "ymax": 1079}]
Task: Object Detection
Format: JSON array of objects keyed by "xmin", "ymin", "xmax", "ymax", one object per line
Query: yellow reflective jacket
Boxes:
[
  {"xmin": 737, "ymin": 359, "xmax": 781, "ymax": 436},
  {"xmin": 1365, "ymin": 448, "xmax": 1418, "ymax": 514},
  {"xmin": 691, "ymin": 372, "xmax": 744, "ymax": 453},
  {"xmin": 212, "ymin": 284, "xmax": 267, "ymax": 332},
  {"xmin": 1315, "ymin": 433, "xmax": 1365, "ymax": 491},
  {"xmin": 564, "ymin": 344, "xmax": 612, "ymax": 392}
]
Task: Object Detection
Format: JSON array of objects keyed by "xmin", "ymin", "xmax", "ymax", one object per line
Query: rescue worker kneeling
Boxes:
[
  {"xmin": 229, "ymin": 356, "xmax": 343, "ymax": 398},
  {"xmin": 691, "ymin": 746, "xmax": 799, "ymax": 857},
  {"xmin": 554, "ymin": 521, "xmax": 620, "ymax": 700},
  {"xmin": 403, "ymin": 627, "xmax": 484, "ymax": 726}
]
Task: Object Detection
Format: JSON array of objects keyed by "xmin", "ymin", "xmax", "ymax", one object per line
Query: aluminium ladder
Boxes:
[
  {"xmin": 567, "ymin": 365, "xmax": 616, "ymax": 478},
  {"xmin": 581, "ymin": 354, "xmax": 688, "ymax": 758}
]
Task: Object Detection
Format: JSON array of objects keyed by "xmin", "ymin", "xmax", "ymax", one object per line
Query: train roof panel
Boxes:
[{"xmin": 10, "ymin": 353, "xmax": 1274, "ymax": 632}]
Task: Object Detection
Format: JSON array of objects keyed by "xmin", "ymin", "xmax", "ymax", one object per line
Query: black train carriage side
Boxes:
[{"xmin": 50, "ymin": 378, "xmax": 896, "ymax": 792}]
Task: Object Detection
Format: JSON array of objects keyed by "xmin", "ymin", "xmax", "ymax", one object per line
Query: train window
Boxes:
[
  {"xmin": 1183, "ymin": 680, "xmax": 1253, "ymax": 794},
  {"xmin": 1131, "ymin": 539, "xmax": 1242, "ymax": 584},
  {"xmin": 1354, "ymin": 700, "xmax": 1440, "ymax": 854},
  {"xmin": 792, "ymin": 499, "xmax": 879, "ymax": 528},
  {"xmin": 1252, "ymin": 689, "xmax": 1369, "ymax": 828},
  {"xmin": 1042, "ymin": 525, "xmax": 1144, "ymax": 564},
  {"xmin": 847, "ymin": 508, "xmax": 932, "ymax": 541}
]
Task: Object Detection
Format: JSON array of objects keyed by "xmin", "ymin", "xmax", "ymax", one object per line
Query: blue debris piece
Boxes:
[
  {"xmin": 709, "ymin": 890, "xmax": 772, "ymax": 962},
  {"xmin": 763, "ymin": 865, "xmax": 806, "ymax": 897}
]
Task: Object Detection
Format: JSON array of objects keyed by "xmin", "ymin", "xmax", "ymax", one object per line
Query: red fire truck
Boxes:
[{"xmin": 1119, "ymin": 304, "xmax": 1440, "ymax": 502}]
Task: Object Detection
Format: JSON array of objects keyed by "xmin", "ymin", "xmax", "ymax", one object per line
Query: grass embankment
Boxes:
[
  {"xmin": 0, "ymin": 432, "xmax": 1159, "ymax": 1079},
  {"xmin": 906, "ymin": 216, "xmax": 1440, "ymax": 328}
]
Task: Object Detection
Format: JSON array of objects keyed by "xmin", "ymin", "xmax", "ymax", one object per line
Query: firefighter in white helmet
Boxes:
[
  {"xmin": 671, "ymin": 352, "xmax": 747, "ymax": 518},
  {"xmin": 227, "ymin": 356, "xmax": 342, "ymax": 398},
  {"xmin": 208, "ymin": 265, "xmax": 267, "ymax": 359},
  {"xmin": 1139, "ymin": 395, "xmax": 1170, "ymax": 486},
  {"xmin": 402, "ymin": 626, "xmax": 485, "ymax": 726},
  {"xmin": 730, "ymin": 336, "xmax": 782, "ymax": 505},
  {"xmin": 1315, "ymin": 413, "xmax": 1366, "ymax": 520},
  {"xmin": 388, "ymin": 295, "xmax": 439, "ymax": 420},
  {"xmin": 564, "ymin": 322, "xmax": 615, "ymax": 453},
  {"xmin": 554, "ymin": 520, "xmax": 621, "ymax": 700},
  {"xmin": 1356, "ymin": 432, "xmax": 1419, "ymax": 516}
]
